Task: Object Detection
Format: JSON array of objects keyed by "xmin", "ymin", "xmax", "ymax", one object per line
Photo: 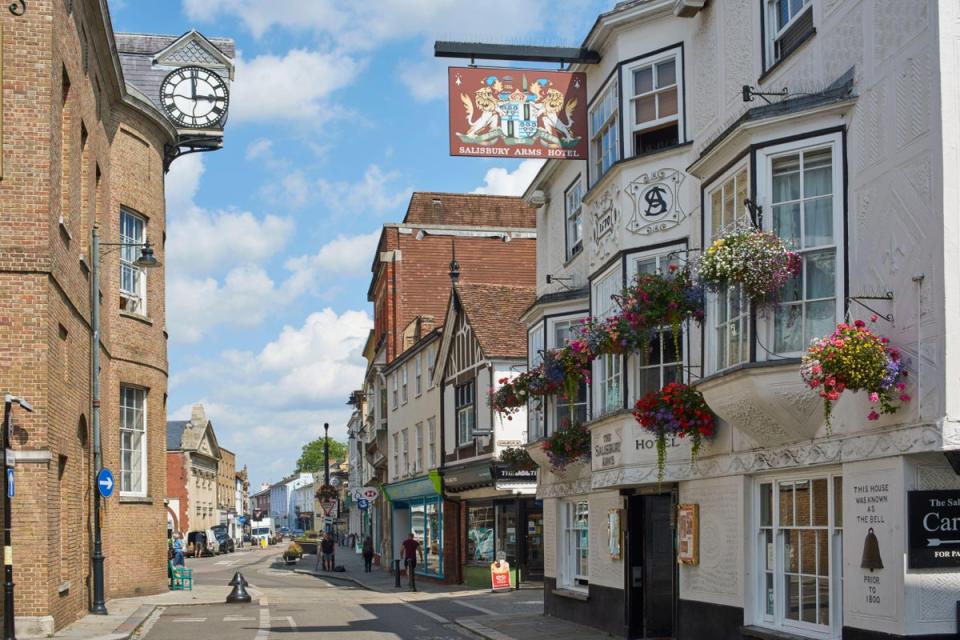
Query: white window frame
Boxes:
[
  {"xmin": 392, "ymin": 373, "xmax": 399, "ymax": 410},
  {"xmin": 755, "ymin": 132, "xmax": 844, "ymax": 360},
  {"xmin": 456, "ymin": 380, "xmax": 476, "ymax": 445},
  {"xmin": 705, "ymin": 162, "xmax": 752, "ymax": 374},
  {"xmin": 560, "ymin": 499, "xmax": 589, "ymax": 592},
  {"xmin": 401, "ymin": 365, "xmax": 408, "ymax": 404},
  {"xmin": 401, "ymin": 429, "xmax": 409, "ymax": 476},
  {"xmin": 765, "ymin": 0, "xmax": 813, "ymax": 67},
  {"xmin": 752, "ymin": 469, "xmax": 842, "ymax": 639},
  {"xmin": 623, "ymin": 47, "xmax": 684, "ymax": 156},
  {"xmin": 427, "ymin": 416, "xmax": 437, "ymax": 468},
  {"xmin": 547, "ymin": 314, "xmax": 589, "ymax": 432},
  {"xmin": 415, "ymin": 355, "xmax": 422, "ymax": 396},
  {"xmin": 565, "ymin": 178, "xmax": 584, "ymax": 260},
  {"xmin": 119, "ymin": 209, "xmax": 147, "ymax": 315},
  {"xmin": 527, "ymin": 324, "xmax": 545, "ymax": 442},
  {"xmin": 392, "ymin": 433, "xmax": 400, "ymax": 481},
  {"xmin": 427, "ymin": 345, "xmax": 436, "ymax": 388},
  {"xmin": 119, "ymin": 384, "xmax": 147, "ymax": 497},
  {"xmin": 414, "ymin": 422, "xmax": 423, "ymax": 474},
  {"xmin": 589, "ymin": 78, "xmax": 620, "ymax": 186},
  {"xmin": 591, "ymin": 263, "xmax": 623, "ymax": 418},
  {"xmin": 626, "ymin": 246, "xmax": 687, "ymax": 400}
]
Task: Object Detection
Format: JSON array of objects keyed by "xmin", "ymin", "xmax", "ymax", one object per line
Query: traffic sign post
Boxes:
[
  {"xmin": 321, "ymin": 499, "xmax": 337, "ymax": 516},
  {"xmin": 97, "ymin": 468, "xmax": 115, "ymax": 499}
]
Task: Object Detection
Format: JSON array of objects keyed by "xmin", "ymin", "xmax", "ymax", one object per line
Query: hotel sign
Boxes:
[
  {"xmin": 448, "ymin": 67, "xmax": 587, "ymax": 159},
  {"xmin": 907, "ymin": 490, "xmax": 960, "ymax": 568}
]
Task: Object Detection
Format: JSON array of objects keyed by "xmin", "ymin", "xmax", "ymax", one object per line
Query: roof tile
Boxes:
[
  {"xmin": 455, "ymin": 283, "xmax": 536, "ymax": 359},
  {"xmin": 403, "ymin": 192, "xmax": 535, "ymax": 228}
]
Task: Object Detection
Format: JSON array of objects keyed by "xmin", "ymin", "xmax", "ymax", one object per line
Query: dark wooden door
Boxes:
[{"xmin": 643, "ymin": 494, "xmax": 675, "ymax": 638}]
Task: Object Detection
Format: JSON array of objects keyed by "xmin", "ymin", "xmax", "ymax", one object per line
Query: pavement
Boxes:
[{"xmin": 48, "ymin": 542, "xmax": 613, "ymax": 639}]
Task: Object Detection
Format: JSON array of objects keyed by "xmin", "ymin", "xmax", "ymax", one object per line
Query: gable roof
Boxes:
[
  {"xmin": 454, "ymin": 283, "xmax": 536, "ymax": 359},
  {"xmin": 402, "ymin": 192, "xmax": 535, "ymax": 229},
  {"xmin": 166, "ymin": 420, "xmax": 188, "ymax": 450}
]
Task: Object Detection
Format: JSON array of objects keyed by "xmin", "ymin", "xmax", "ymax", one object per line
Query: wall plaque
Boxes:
[
  {"xmin": 907, "ymin": 490, "xmax": 960, "ymax": 568},
  {"xmin": 625, "ymin": 168, "xmax": 686, "ymax": 235}
]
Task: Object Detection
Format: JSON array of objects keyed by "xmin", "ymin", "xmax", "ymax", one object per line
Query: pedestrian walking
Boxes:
[
  {"xmin": 172, "ymin": 532, "xmax": 185, "ymax": 567},
  {"xmin": 401, "ymin": 532, "xmax": 421, "ymax": 591},
  {"xmin": 362, "ymin": 535, "xmax": 374, "ymax": 573}
]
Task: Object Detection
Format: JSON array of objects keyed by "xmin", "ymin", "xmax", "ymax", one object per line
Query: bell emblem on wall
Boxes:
[{"xmin": 860, "ymin": 527, "xmax": 883, "ymax": 571}]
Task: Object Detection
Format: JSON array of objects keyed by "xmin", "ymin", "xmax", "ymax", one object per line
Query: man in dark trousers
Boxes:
[
  {"xmin": 401, "ymin": 532, "xmax": 422, "ymax": 591},
  {"xmin": 319, "ymin": 532, "xmax": 335, "ymax": 571}
]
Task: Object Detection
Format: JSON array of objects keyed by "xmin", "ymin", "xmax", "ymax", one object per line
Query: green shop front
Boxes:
[
  {"xmin": 384, "ymin": 471, "xmax": 445, "ymax": 578},
  {"xmin": 445, "ymin": 461, "xmax": 541, "ymax": 588}
]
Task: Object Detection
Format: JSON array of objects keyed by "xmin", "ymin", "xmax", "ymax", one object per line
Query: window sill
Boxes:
[
  {"xmin": 697, "ymin": 357, "xmax": 801, "ymax": 387},
  {"xmin": 585, "ymin": 141, "xmax": 694, "ymax": 204},
  {"xmin": 119, "ymin": 310, "xmax": 153, "ymax": 326},
  {"xmin": 120, "ymin": 495, "xmax": 153, "ymax": 504},
  {"xmin": 58, "ymin": 217, "xmax": 73, "ymax": 243},
  {"xmin": 551, "ymin": 587, "xmax": 589, "ymax": 602},
  {"xmin": 740, "ymin": 625, "xmax": 814, "ymax": 640},
  {"xmin": 758, "ymin": 27, "xmax": 817, "ymax": 84}
]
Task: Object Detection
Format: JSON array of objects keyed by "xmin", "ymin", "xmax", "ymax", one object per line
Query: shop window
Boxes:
[
  {"xmin": 467, "ymin": 504, "xmax": 495, "ymax": 563},
  {"xmin": 591, "ymin": 264, "xmax": 623, "ymax": 417},
  {"xmin": 560, "ymin": 500, "xmax": 589, "ymax": 591},
  {"xmin": 496, "ymin": 502, "xmax": 518, "ymax": 565},
  {"xmin": 756, "ymin": 474, "xmax": 841, "ymax": 635},
  {"xmin": 456, "ymin": 380, "xmax": 476, "ymax": 445},
  {"xmin": 757, "ymin": 134, "xmax": 842, "ymax": 358},
  {"xmin": 411, "ymin": 497, "xmax": 443, "ymax": 577}
]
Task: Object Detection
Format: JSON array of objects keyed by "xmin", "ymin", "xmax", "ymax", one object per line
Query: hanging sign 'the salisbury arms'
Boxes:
[{"xmin": 448, "ymin": 67, "xmax": 588, "ymax": 159}]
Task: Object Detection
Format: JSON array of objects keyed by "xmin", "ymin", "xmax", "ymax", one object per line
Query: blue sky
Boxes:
[{"xmin": 108, "ymin": 0, "xmax": 614, "ymax": 490}]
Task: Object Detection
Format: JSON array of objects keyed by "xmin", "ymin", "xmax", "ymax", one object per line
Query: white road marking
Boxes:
[
  {"xmin": 172, "ymin": 617, "xmax": 207, "ymax": 622},
  {"xmin": 402, "ymin": 602, "xmax": 448, "ymax": 624},
  {"xmin": 285, "ymin": 616, "xmax": 297, "ymax": 630},
  {"xmin": 223, "ymin": 615, "xmax": 256, "ymax": 622},
  {"xmin": 453, "ymin": 599, "xmax": 498, "ymax": 616},
  {"xmin": 256, "ymin": 595, "xmax": 270, "ymax": 639}
]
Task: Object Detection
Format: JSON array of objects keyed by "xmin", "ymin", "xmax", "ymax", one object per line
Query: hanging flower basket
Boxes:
[
  {"xmin": 698, "ymin": 227, "xmax": 801, "ymax": 302},
  {"xmin": 800, "ymin": 317, "xmax": 909, "ymax": 431},
  {"xmin": 498, "ymin": 447, "xmax": 538, "ymax": 472},
  {"xmin": 315, "ymin": 484, "xmax": 338, "ymax": 501},
  {"xmin": 543, "ymin": 421, "xmax": 591, "ymax": 472},
  {"xmin": 542, "ymin": 346, "xmax": 592, "ymax": 402},
  {"xmin": 578, "ymin": 265, "xmax": 704, "ymax": 359},
  {"xmin": 632, "ymin": 383, "xmax": 716, "ymax": 482}
]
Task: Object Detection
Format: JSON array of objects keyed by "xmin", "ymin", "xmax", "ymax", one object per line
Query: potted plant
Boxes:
[
  {"xmin": 800, "ymin": 317, "xmax": 909, "ymax": 431},
  {"xmin": 633, "ymin": 382, "xmax": 716, "ymax": 482},
  {"xmin": 283, "ymin": 542, "xmax": 303, "ymax": 565},
  {"xmin": 315, "ymin": 484, "xmax": 338, "ymax": 502},
  {"xmin": 697, "ymin": 226, "xmax": 801, "ymax": 304},
  {"xmin": 543, "ymin": 421, "xmax": 591, "ymax": 472}
]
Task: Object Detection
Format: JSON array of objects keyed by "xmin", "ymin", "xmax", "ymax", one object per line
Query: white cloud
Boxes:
[
  {"xmin": 472, "ymin": 159, "xmax": 545, "ymax": 196},
  {"xmin": 397, "ymin": 56, "xmax": 449, "ymax": 102},
  {"xmin": 165, "ymin": 152, "xmax": 205, "ymax": 214},
  {"xmin": 245, "ymin": 138, "xmax": 273, "ymax": 160},
  {"xmin": 317, "ymin": 164, "xmax": 413, "ymax": 216},
  {"xmin": 284, "ymin": 231, "xmax": 380, "ymax": 279},
  {"xmin": 230, "ymin": 49, "xmax": 362, "ymax": 123}
]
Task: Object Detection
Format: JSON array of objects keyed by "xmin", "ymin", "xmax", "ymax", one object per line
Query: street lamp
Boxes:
[
  {"xmin": 4, "ymin": 394, "xmax": 34, "ymax": 640},
  {"xmin": 89, "ymin": 225, "xmax": 160, "ymax": 615}
]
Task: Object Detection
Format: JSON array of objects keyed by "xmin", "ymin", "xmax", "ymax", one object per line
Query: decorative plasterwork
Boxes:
[
  {"xmin": 591, "ymin": 421, "xmax": 959, "ymax": 489},
  {"xmin": 625, "ymin": 168, "xmax": 687, "ymax": 235},
  {"xmin": 591, "ymin": 187, "xmax": 620, "ymax": 262},
  {"xmin": 697, "ymin": 362, "xmax": 823, "ymax": 447}
]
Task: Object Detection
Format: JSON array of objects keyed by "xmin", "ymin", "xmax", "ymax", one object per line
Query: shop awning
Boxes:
[{"xmin": 383, "ymin": 470, "xmax": 442, "ymax": 502}]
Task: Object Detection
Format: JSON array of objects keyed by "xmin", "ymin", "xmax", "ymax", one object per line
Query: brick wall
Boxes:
[
  {"xmin": 0, "ymin": 0, "xmax": 175, "ymax": 630},
  {"xmin": 166, "ymin": 452, "xmax": 189, "ymax": 533}
]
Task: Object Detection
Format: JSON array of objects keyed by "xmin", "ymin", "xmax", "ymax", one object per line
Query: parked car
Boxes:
[{"xmin": 186, "ymin": 529, "xmax": 218, "ymax": 556}]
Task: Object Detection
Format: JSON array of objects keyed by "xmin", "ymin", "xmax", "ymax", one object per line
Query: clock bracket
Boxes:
[{"xmin": 163, "ymin": 134, "xmax": 223, "ymax": 173}]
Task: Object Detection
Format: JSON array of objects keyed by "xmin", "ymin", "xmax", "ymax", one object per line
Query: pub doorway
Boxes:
[{"xmin": 626, "ymin": 492, "xmax": 677, "ymax": 639}]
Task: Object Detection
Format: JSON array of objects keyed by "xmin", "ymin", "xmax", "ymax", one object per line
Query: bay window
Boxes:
[
  {"xmin": 560, "ymin": 500, "xmax": 589, "ymax": 591},
  {"xmin": 706, "ymin": 165, "xmax": 751, "ymax": 372},
  {"xmin": 626, "ymin": 48, "xmax": 682, "ymax": 155},
  {"xmin": 528, "ymin": 325, "xmax": 545, "ymax": 441},
  {"xmin": 550, "ymin": 317, "xmax": 588, "ymax": 430},
  {"xmin": 755, "ymin": 472, "xmax": 842, "ymax": 636},
  {"xmin": 758, "ymin": 135, "xmax": 842, "ymax": 357},
  {"xmin": 590, "ymin": 80, "xmax": 619, "ymax": 185},
  {"xmin": 628, "ymin": 247, "xmax": 685, "ymax": 399},
  {"xmin": 591, "ymin": 264, "xmax": 623, "ymax": 417}
]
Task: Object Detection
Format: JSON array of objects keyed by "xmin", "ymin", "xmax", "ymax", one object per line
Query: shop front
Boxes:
[{"xmin": 384, "ymin": 472, "xmax": 445, "ymax": 578}]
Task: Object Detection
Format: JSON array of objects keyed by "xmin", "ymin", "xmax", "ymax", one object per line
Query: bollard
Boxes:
[
  {"xmin": 226, "ymin": 579, "xmax": 252, "ymax": 604},
  {"xmin": 228, "ymin": 571, "xmax": 248, "ymax": 587},
  {"xmin": 394, "ymin": 559, "xmax": 401, "ymax": 588}
]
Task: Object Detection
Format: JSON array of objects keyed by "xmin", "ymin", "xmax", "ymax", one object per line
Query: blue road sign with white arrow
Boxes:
[
  {"xmin": 357, "ymin": 498, "xmax": 370, "ymax": 510},
  {"xmin": 97, "ymin": 468, "xmax": 114, "ymax": 498},
  {"xmin": 6, "ymin": 468, "xmax": 13, "ymax": 498}
]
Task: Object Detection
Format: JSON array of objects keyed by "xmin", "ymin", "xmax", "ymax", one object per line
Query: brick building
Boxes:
[
  {"xmin": 357, "ymin": 192, "xmax": 536, "ymax": 576},
  {"xmin": 0, "ymin": 2, "xmax": 232, "ymax": 633}
]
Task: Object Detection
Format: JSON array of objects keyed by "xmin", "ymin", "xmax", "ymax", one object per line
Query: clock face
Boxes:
[{"xmin": 160, "ymin": 66, "xmax": 229, "ymax": 129}]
